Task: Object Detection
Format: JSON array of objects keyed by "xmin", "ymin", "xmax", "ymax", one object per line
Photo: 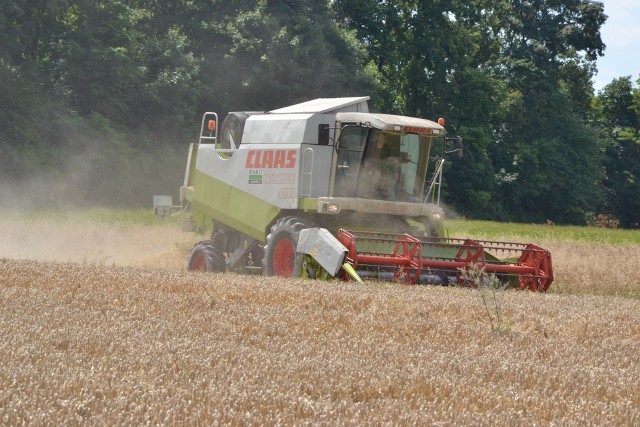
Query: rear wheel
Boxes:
[
  {"xmin": 187, "ymin": 240, "xmax": 226, "ymax": 272},
  {"xmin": 263, "ymin": 217, "xmax": 309, "ymax": 277},
  {"xmin": 219, "ymin": 113, "xmax": 249, "ymax": 149}
]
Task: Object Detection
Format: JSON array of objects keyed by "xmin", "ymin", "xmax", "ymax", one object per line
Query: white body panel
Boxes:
[
  {"xmin": 270, "ymin": 97, "xmax": 369, "ymax": 114},
  {"xmin": 297, "ymin": 228, "xmax": 348, "ymax": 276},
  {"xmin": 196, "ymin": 144, "xmax": 302, "ymax": 209},
  {"xmin": 244, "ymin": 113, "xmax": 325, "ymax": 146}
]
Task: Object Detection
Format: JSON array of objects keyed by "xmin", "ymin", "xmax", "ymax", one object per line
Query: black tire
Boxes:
[
  {"xmin": 187, "ymin": 240, "xmax": 226, "ymax": 272},
  {"xmin": 263, "ymin": 217, "xmax": 309, "ymax": 277},
  {"xmin": 219, "ymin": 113, "xmax": 249, "ymax": 149},
  {"xmin": 437, "ymin": 271, "xmax": 451, "ymax": 286}
]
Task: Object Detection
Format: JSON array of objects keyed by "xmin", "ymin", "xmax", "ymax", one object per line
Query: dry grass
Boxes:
[
  {"xmin": 543, "ymin": 240, "xmax": 640, "ymax": 298},
  {"xmin": 1, "ymin": 218, "xmax": 639, "ymax": 424},
  {"xmin": 1, "ymin": 260, "xmax": 639, "ymax": 425}
]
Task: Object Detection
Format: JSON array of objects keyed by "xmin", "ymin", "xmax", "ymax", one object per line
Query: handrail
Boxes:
[
  {"xmin": 199, "ymin": 112, "xmax": 218, "ymax": 145},
  {"xmin": 424, "ymin": 158, "xmax": 444, "ymax": 205}
]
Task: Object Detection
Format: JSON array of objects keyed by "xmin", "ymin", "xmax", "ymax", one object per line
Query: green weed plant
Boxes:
[{"xmin": 458, "ymin": 262, "xmax": 511, "ymax": 334}]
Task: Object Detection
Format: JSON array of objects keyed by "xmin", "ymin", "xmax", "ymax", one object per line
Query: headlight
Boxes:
[
  {"xmin": 321, "ymin": 202, "xmax": 340, "ymax": 214},
  {"xmin": 431, "ymin": 211, "xmax": 445, "ymax": 221}
]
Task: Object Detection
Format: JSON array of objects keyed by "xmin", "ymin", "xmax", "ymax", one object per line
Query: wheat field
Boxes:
[{"xmin": 1, "ymin": 218, "xmax": 639, "ymax": 425}]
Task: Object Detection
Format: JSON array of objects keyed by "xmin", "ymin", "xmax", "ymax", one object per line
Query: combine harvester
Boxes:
[{"xmin": 159, "ymin": 97, "xmax": 552, "ymax": 291}]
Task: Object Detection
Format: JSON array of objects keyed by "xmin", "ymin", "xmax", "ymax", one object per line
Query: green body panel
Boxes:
[
  {"xmin": 422, "ymin": 244, "xmax": 499, "ymax": 262},
  {"xmin": 299, "ymin": 198, "xmax": 319, "ymax": 211},
  {"xmin": 353, "ymin": 236, "xmax": 501, "ymax": 262},
  {"xmin": 422, "ymin": 245, "xmax": 459, "ymax": 260},
  {"xmin": 188, "ymin": 170, "xmax": 281, "ymax": 242},
  {"xmin": 185, "ymin": 144, "xmax": 199, "ymax": 188}
]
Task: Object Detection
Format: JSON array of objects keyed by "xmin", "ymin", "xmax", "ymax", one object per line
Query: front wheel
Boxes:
[
  {"xmin": 263, "ymin": 217, "xmax": 309, "ymax": 277},
  {"xmin": 187, "ymin": 240, "xmax": 226, "ymax": 272}
]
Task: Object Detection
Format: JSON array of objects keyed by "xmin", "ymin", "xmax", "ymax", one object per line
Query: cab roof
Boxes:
[
  {"xmin": 336, "ymin": 112, "xmax": 445, "ymax": 135},
  {"xmin": 270, "ymin": 97, "xmax": 370, "ymax": 114}
]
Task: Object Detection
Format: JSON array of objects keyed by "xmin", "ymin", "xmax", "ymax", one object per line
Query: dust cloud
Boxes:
[
  {"xmin": 0, "ymin": 218, "xmax": 192, "ymax": 270},
  {"xmin": 0, "ymin": 117, "xmax": 194, "ymax": 268}
]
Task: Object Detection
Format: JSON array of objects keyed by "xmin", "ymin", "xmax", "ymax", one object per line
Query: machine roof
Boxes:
[
  {"xmin": 270, "ymin": 97, "xmax": 370, "ymax": 114},
  {"xmin": 336, "ymin": 112, "xmax": 444, "ymax": 133}
]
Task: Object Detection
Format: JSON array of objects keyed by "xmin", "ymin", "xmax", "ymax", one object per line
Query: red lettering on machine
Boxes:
[{"xmin": 245, "ymin": 150, "xmax": 297, "ymax": 169}]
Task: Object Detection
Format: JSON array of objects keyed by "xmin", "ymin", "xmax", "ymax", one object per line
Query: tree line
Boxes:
[{"xmin": 1, "ymin": 0, "xmax": 638, "ymax": 227}]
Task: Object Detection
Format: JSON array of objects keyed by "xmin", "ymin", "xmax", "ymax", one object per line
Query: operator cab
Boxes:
[{"xmin": 332, "ymin": 113, "xmax": 445, "ymax": 204}]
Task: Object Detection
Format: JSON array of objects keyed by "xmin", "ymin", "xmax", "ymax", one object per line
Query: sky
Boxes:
[{"xmin": 593, "ymin": 0, "xmax": 640, "ymax": 92}]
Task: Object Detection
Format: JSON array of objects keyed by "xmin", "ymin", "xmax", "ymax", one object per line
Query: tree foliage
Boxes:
[
  {"xmin": 594, "ymin": 76, "xmax": 640, "ymax": 227},
  {"xmin": 0, "ymin": 0, "xmax": 637, "ymax": 226}
]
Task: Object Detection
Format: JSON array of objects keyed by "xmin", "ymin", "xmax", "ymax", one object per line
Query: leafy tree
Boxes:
[
  {"xmin": 52, "ymin": 1, "xmax": 201, "ymax": 138},
  {"xmin": 477, "ymin": 0, "xmax": 607, "ymax": 223},
  {"xmin": 335, "ymin": 0, "xmax": 474, "ymax": 117},
  {"xmin": 191, "ymin": 0, "xmax": 377, "ymax": 115},
  {"xmin": 0, "ymin": 0, "xmax": 70, "ymax": 178},
  {"xmin": 444, "ymin": 126, "xmax": 502, "ymax": 219},
  {"xmin": 594, "ymin": 76, "xmax": 640, "ymax": 227}
]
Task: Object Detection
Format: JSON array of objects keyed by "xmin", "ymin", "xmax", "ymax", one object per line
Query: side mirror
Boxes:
[
  {"xmin": 445, "ymin": 136, "xmax": 464, "ymax": 158},
  {"xmin": 318, "ymin": 124, "xmax": 330, "ymax": 145}
]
